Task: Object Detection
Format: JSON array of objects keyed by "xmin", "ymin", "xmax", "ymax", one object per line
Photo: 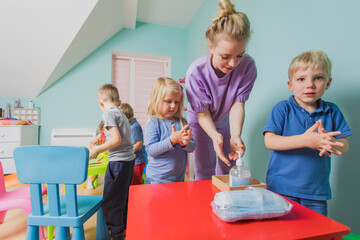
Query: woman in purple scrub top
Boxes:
[{"xmin": 185, "ymin": 0, "xmax": 257, "ymax": 180}]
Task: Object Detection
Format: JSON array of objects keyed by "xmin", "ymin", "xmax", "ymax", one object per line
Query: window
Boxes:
[{"xmin": 112, "ymin": 51, "xmax": 171, "ymax": 130}]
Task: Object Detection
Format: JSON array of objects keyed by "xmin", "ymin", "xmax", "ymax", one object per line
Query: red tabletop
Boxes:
[{"xmin": 127, "ymin": 180, "xmax": 350, "ymax": 240}]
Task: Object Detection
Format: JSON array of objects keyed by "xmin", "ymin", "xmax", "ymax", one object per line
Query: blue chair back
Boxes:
[
  {"xmin": 14, "ymin": 145, "xmax": 89, "ymax": 218},
  {"xmin": 13, "ymin": 145, "xmax": 109, "ymax": 240}
]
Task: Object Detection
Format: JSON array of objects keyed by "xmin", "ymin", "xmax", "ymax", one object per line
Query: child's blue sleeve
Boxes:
[
  {"xmin": 131, "ymin": 123, "xmax": 143, "ymax": 143},
  {"xmin": 182, "ymin": 137, "xmax": 196, "ymax": 153},
  {"xmin": 263, "ymin": 102, "xmax": 286, "ymax": 136},
  {"xmin": 145, "ymin": 118, "xmax": 174, "ymax": 157},
  {"xmin": 329, "ymin": 103, "xmax": 353, "ymax": 139}
]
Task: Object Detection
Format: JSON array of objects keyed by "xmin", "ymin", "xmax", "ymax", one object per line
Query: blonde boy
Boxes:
[
  {"xmin": 263, "ymin": 50, "xmax": 352, "ymax": 216},
  {"xmin": 90, "ymin": 84, "xmax": 135, "ymax": 240}
]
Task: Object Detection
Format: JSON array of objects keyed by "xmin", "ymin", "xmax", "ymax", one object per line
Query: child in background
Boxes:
[
  {"xmin": 119, "ymin": 103, "xmax": 146, "ymax": 185},
  {"xmin": 263, "ymin": 50, "xmax": 353, "ymax": 216},
  {"xmin": 90, "ymin": 84, "xmax": 135, "ymax": 240},
  {"xmin": 145, "ymin": 77, "xmax": 196, "ymax": 184},
  {"xmin": 87, "ymin": 120, "xmax": 106, "ymax": 189}
]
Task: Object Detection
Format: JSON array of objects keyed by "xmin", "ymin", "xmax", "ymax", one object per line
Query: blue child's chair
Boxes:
[{"xmin": 13, "ymin": 145, "xmax": 110, "ymax": 240}]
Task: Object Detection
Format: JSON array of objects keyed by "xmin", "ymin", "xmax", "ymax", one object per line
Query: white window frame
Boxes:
[{"xmin": 112, "ymin": 51, "xmax": 171, "ymax": 107}]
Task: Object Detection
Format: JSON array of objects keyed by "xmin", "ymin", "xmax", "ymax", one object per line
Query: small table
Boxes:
[
  {"xmin": 81, "ymin": 153, "xmax": 109, "ymax": 189},
  {"xmin": 127, "ymin": 180, "xmax": 350, "ymax": 240}
]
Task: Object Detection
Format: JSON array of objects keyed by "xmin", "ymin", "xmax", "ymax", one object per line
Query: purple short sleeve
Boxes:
[{"xmin": 234, "ymin": 58, "xmax": 257, "ymax": 102}]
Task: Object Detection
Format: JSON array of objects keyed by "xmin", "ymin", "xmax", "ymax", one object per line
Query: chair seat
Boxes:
[{"xmin": 28, "ymin": 195, "xmax": 103, "ymax": 227}]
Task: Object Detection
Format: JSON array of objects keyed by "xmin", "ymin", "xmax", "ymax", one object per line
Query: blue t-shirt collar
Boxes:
[{"xmin": 288, "ymin": 95, "xmax": 330, "ymax": 114}]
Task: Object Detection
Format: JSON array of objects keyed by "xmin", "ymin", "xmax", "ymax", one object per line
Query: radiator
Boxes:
[{"xmin": 50, "ymin": 128, "xmax": 97, "ymax": 147}]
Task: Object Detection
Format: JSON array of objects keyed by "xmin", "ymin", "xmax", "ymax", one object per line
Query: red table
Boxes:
[{"xmin": 127, "ymin": 180, "xmax": 350, "ymax": 240}]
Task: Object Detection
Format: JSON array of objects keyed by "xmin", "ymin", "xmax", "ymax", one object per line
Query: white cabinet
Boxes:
[{"xmin": 0, "ymin": 125, "xmax": 39, "ymax": 174}]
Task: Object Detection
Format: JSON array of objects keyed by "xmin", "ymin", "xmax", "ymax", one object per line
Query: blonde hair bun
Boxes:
[
  {"xmin": 206, "ymin": 0, "xmax": 250, "ymax": 45},
  {"xmin": 212, "ymin": 0, "xmax": 235, "ymax": 23}
]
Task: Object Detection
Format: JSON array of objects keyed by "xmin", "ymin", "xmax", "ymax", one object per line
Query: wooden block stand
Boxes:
[{"xmin": 212, "ymin": 175, "xmax": 267, "ymax": 191}]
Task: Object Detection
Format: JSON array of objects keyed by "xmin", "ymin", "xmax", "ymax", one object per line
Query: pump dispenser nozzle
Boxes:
[{"xmin": 236, "ymin": 151, "xmax": 244, "ymax": 166}]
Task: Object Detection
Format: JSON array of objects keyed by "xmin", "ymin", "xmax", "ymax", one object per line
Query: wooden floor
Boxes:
[{"xmin": 0, "ymin": 175, "xmax": 105, "ymax": 240}]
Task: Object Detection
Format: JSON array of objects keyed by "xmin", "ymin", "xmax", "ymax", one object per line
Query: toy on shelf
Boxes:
[
  {"xmin": 0, "ymin": 118, "xmax": 33, "ymax": 125},
  {"xmin": 4, "ymin": 102, "xmax": 10, "ymax": 118},
  {"xmin": 14, "ymin": 99, "xmax": 21, "ymax": 108}
]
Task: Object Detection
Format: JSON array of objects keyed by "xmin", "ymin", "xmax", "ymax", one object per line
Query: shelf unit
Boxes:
[{"xmin": 12, "ymin": 108, "xmax": 40, "ymax": 125}]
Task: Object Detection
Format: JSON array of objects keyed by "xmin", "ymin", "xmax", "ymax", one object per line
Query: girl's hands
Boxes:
[
  {"xmin": 179, "ymin": 127, "xmax": 193, "ymax": 146},
  {"xmin": 229, "ymin": 136, "xmax": 245, "ymax": 160},
  {"xmin": 170, "ymin": 124, "xmax": 192, "ymax": 146}
]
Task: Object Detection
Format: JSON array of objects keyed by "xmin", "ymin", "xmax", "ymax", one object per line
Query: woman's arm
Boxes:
[
  {"xmin": 197, "ymin": 111, "xmax": 230, "ymax": 166},
  {"xmin": 229, "ymin": 101, "xmax": 245, "ymax": 158}
]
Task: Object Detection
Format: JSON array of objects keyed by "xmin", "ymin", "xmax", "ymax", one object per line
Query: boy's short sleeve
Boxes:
[
  {"xmin": 131, "ymin": 123, "xmax": 143, "ymax": 144},
  {"xmin": 329, "ymin": 103, "xmax": 353, "ymax": 139},
  {"xmin": 102, "ymin": 110, "xmax": 117, "ymax": 128},
  {"xmin": 263, "ymin": 102, "xmax": 287, "ymax": 136}
]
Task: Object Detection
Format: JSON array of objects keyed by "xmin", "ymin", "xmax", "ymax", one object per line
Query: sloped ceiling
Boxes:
[{"xmin": 0, "ymin": 0, "xmax": 203, "ymax": 98}]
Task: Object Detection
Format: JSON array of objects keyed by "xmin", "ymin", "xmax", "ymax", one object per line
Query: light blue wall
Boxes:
[
  {"xmin": 186, "ymin": 0, "xmax": 360, "ymax": 233},
  {"xmin": 0, "ymin": 22, "xmax": 187, "ymax": 145},
  {"xmin": 1, "ymin": 0, "xmax": 359, "ymax": 233}
]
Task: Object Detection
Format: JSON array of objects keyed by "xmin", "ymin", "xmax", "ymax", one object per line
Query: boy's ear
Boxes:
[
  {"xmin": 287, "ymin": 80, "xmax": 294, "ymax": 92},
  {"xmin": 118, "ymin": 100, "xmax": 121, "ymax": 107},
  {"xmin": 98, "ymin": 99, "xmax": 104, "ymax": 107},
  {"xmin": 325, "ymin": 77, "xmax": 332, "ymax": 90}
]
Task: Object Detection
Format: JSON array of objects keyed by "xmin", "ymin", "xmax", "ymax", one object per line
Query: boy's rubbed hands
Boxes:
[{"xmin": 304, "ymin": 120, "xmax": 344, "ymax": 157}]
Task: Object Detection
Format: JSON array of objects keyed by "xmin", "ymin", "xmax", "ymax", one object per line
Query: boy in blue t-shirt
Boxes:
[
  {"xmin": 119, "ymin": 103, "xmax": 146, "ymax": 185},
  {"xmin": 263, "ymin": 50, "xmax": 352, "ymax": 216}
]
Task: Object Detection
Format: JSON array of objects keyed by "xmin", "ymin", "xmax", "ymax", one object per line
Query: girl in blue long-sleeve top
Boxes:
[{"xmin": 145, "ymin": 77, "xmax": 196, "ymax": 184}]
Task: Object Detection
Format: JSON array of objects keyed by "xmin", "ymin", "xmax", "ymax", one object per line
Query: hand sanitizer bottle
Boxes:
[{"xmin": 229, "ymin": 151, "xmax": 251, "ymax": 187}]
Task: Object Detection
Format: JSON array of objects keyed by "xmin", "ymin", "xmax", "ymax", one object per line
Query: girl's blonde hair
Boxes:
[
  {"xmin": 98, "ymin": 121, "xmax": 104, "ymax": 134},
  {"xmin": 147, "ymin": 77, "xmax": 186, "ymax": 126},
  {"xmin": 206, "ymin": 0, "xmax": 251, "ymax": 46},
  {"xmin": 288, "ymin": 50, "xmax": 332, "ymax": 80}
]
